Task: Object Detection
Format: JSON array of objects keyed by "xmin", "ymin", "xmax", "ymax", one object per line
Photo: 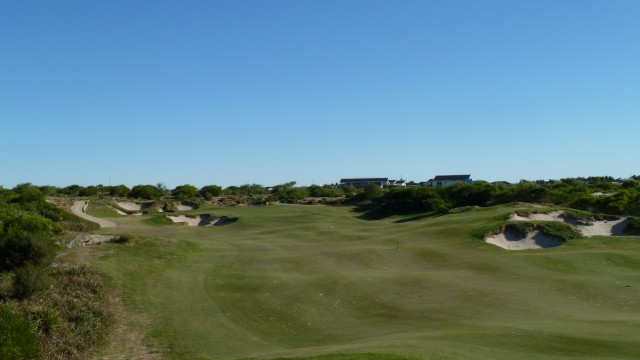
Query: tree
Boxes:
[
  {"xmin": 199, "ymin": 185, "xmax": 222, "ymax": 200},
  {"xmin": 108, "ymin": 185, "xmax": 130, "ymax": 197},
  {"xmin": 172, "ymin": 184, "xmax": 198, "ymax": 200},
  {"xmin": 129, "ymin": 185, "xmax": 160, "ymax": 200}
]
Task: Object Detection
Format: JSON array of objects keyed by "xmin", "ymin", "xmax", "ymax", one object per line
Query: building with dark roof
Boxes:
[
  {"xmin": 424, "ymin": 175, "xmax": 472, "ymax": 187},
  {"xmin": 340, "ymin": 178, "xmax": 389, "ymax": 188}
]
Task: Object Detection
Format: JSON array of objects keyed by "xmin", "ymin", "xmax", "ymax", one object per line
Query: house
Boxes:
[
  {"xmin": 388, "ymin": 179, "xmax": 407, "ymax": 187},
  {"xmin": 425, "ymin": 175, "xmax": 472, "ymax": 187},
  {"xmin": 340, "ymin": 178, "xmax": 389, "ymax": 188}
]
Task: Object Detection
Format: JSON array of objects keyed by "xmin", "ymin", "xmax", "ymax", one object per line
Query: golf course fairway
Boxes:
[{"xmin": 66, "ymin": 203, "xmax": 640, "ymax": 360}]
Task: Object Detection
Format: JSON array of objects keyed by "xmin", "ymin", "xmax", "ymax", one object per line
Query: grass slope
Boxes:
[{"xmin": 72, "ymin": 203, "xmax": 640, "ymax": 360}]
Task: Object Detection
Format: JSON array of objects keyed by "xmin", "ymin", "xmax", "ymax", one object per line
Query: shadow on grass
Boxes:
[
  {"xmin": 394, "ymin": 212, "xmax": 447, "ymax": 223},
  {"xmin": 351, "ymin": 204, "xmax": 446, "ymax": 222}
]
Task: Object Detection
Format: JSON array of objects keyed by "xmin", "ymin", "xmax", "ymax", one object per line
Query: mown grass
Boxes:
[
  {"xmin": 80, "ymin": 203, "xmax": 640, "ymax": 359},
  {"xmin": 86, "ymin": 201, "xmax": 123, "ymax": 218}
]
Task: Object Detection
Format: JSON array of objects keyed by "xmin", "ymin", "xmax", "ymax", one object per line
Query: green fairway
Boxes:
[{"xmin": 75, "ymin": 203, "xmax": 640, "ymax": 359}]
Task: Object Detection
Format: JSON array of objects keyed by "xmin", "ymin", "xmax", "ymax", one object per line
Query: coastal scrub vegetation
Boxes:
[{"xmin": 0, "ymin": 185, "xmax": 110, "ymax": 359}]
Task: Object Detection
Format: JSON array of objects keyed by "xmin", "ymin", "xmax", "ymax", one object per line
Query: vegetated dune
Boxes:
[
  {"xmin": 486, "ymin": 229, "xmax": 565, "ymax": 250},
  {"xmin": 166, "ymin": 215, "xmax": 236, "ymax": 227},
  {"xmin": 509, "ymin": 211, "xmax": 629, "ymax": 237}
]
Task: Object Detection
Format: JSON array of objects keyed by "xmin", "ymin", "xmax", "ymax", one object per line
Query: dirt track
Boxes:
[{"xmin": 71, "ymin": 200, "xmax": 117, "ymax": 228}]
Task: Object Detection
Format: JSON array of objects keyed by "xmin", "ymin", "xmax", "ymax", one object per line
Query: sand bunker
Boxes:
[
  {"xmin": 486, "ymin": 230, "xmax": 565, "ymax": 250},
  {"xmin": 509, "ymin": 211, "xmax": 629, "ymax": 237},
  {"xmin": 117, "ymin": 201, "xmax": 144, "ymax": 211},
  {"xmin": 175, "ymin": 202, "xmax": 198, "ymax": 211},
  {"xmin": 167, "ymin": 215, "xmax": 236, "ymax": 227}
]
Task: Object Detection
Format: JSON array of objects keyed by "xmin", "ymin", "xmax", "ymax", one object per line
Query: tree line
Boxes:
[{"xmin": 356, "ymin": 177, "xmax": 640, "ymax": 218}]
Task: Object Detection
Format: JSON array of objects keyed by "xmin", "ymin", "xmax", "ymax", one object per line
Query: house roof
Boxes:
[
  {"xmin": 340, "ymin": 178, "xmax": 388, "ymax": 183},
  {"xmin": 433, "ymin": 175, "xmax": 471, "ymax": 181}
]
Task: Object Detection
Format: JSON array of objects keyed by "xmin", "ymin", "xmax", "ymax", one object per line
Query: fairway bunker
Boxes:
[
  {"xmin": 115, "ymin": 201, "xmax": 154, "ymax": 214},
  {"xmin": 486, "ymin": 229, "xmax": 565, "ymax": 250},
  {"xmin": 167, "ymin": 214, "xmax": 237, "ymax": 226},
  {"xmin": 175, "ymin": 202, "xmax": 198, "ymax": 211},
  {"xmin": 509, "ymin": 211, "xmax": 629, "ymax": 237}
]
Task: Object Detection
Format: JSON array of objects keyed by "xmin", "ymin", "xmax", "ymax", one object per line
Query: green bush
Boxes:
[
  {"xmin": 0, "ymin": 303, "xmax": 39, "ymax": 360},
  {"xmin": 623, "ymin": 217, "xmax": 640, "ymax": 235},
  {"xmin": 28, "ymin": 305, "xmax": 60, "ymax": 336},
  {"xmin": 12, "ymin": 264, "xmax": 50, "ymax": 300}
]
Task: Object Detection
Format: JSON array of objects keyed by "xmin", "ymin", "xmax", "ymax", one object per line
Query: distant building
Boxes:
[
  {"xmin": 388, "ymin": 179, "xmax": 407, "ymax": 187},
  {"xmin": 340, "ymin": 178, "xmax": 389, "ymax": 188},
  {"xmin": 425, "ymin": 175, "xmax": 472, "ymax": 187}
]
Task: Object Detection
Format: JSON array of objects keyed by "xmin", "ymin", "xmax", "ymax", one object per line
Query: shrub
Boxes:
[
  {"xmin": 111, "ymin": 234, "xmax": 131, "ymax": 244},
  {"xmin": 28, "ymin": 306, "xmax": 60, "ymax": 336},
  {"xmin": 12, "ymin": 264, "xmax": 50, "ymax": 300},
  {"xmin": 0, "ymin": 303, "xmax": 39, "ymax": 360},
  {"xmin": 623, "ymin": 217, "xmax": 640, "ymax": 236}
]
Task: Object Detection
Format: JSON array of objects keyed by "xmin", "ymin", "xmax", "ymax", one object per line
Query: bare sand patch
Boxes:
[
  {"xmin": 167, "ymin": 215, "xmax": 211, "ymax": 226},
  {"xmin": 166, "ymin": 215, "xmax": 237, "ymax": 227},
  {"xmin": 117, "ymin": 202, "xmax": 144, "ymax": 211},
  {"xmin": 577, "ymin": 218, "xmax": 629, "ymax": 237},
  {"xmin": 509, "ymin": 211, "xmax": 629, "ymax": 237},
  {"xmin": 175, "ymin": 202, "xmax": 198, "ymax": 211},
  {"xmin": 509, "ymin": 210, "xmax": 565, "ymax": 222},
  {"xmin": 486, "ymin": 230, "xmax": 565, "ymax": 250}
]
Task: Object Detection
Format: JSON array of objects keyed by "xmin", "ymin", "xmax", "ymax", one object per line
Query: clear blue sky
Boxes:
[{"xmin": 2, "ymin": 0, "xmax": 639, "ymax": 189}]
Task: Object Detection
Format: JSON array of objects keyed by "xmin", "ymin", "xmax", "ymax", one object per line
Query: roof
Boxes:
[
  {"xmin": 340, "ymin": 178, "xmax": 388, "ymax": 183},
  {"xmin": 433, "ymin": 175, "xmax": 471, "ymax": 181}
]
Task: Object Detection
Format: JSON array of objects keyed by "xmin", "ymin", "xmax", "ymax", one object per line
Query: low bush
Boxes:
[
  {"xmin": 11, "ymin": 264, "xmax": 50, "ymax": 300},
  {"xmin": 111, "ymin": 234, "xmax": 131, "ymax": 244},
  {"xmin": 623, "ymin": 217, "xmax": 640, "ymax": 236},
  {"xmin": 0, "ymin": 302, "xmax": 39, "ymax": 360}
]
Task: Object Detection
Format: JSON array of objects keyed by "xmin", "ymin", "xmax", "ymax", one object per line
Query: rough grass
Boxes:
[
  {"xmin": 77, "ymin": 203, "xmax": 640, "ymax": 360},
  {"xmin": 9, "ymin": 265, "xmax": 110, "ymax": 360}
]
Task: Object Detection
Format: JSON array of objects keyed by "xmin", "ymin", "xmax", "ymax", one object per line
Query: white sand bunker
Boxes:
[
  {"xmin": 167, "ymin": 215, "xmax": 236, "ymax": 227},
  {"xmin": 175, "ymin": 202, "xmax": 198, "ymax": 211},
  {"xmin": 486, "ymin": 230, "xmax": 565, "ymax": 250},
  {"xmin": 117, "ymin": 201, "xmax": 144, "ymax": 211},
  {"xmin": 509, "ymin": 211, "xmax": 629, "ymax": 237}
]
